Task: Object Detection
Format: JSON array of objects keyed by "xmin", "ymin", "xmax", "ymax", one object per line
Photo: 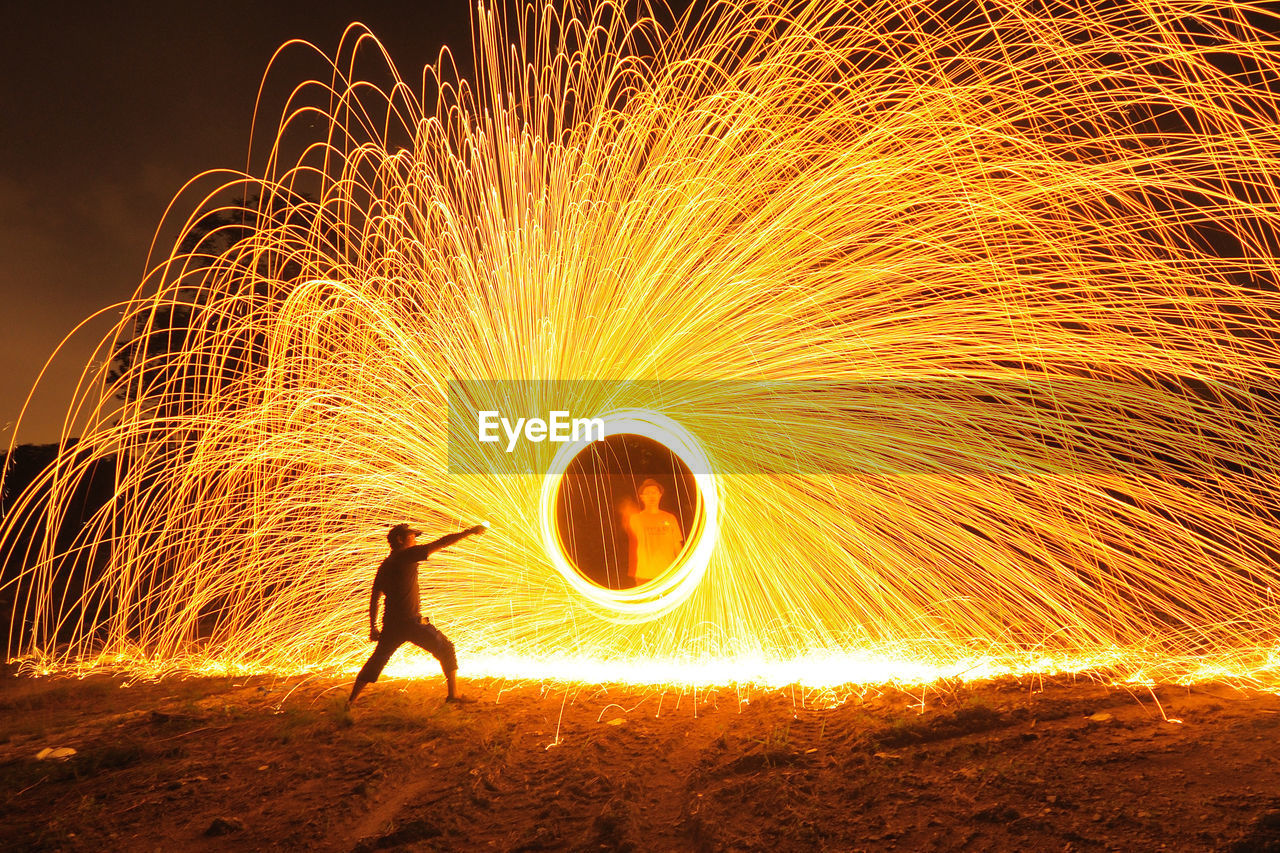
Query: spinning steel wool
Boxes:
[{"xmin": 6, "ymin": 0, "xmax": 1280, "ymax": 689}]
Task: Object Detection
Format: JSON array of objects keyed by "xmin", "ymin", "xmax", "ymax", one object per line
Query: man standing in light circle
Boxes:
[{"xmin": 623, "ymin": 478, "xmax": 684, "ymax": 586}]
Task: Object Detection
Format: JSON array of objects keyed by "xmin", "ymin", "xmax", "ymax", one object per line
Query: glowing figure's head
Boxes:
[{"xmin": 638, "ymin": 479, "xmax": 664, "ymax": 511}]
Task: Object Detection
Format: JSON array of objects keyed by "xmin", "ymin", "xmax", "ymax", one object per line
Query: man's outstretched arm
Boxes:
[{"xmin": 420, "ymin": 525, "xmax": 487, "ymax": 556}]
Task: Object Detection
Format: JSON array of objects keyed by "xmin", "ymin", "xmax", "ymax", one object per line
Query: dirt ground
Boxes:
[{"xmin": 3, "ymin": 664, "xmax": 1280, "ymax": 852}]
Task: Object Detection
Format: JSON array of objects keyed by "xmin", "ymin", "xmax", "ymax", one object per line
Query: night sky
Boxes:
[{"xmin": 0, "ymin": 2, "xmax": 479, "ymax": 445}]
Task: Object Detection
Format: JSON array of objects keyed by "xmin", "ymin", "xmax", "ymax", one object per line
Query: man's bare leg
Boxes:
[
  {"xmin": 347, "ymin": 678, "xmax": 370, "ymax": 708},
  {"xmin": 444, "ymin": 670, "xmax": 473, "ymax": 703}
]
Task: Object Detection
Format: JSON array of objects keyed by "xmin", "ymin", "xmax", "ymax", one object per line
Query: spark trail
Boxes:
[{"xmin": 6, "ymin": 0, "xmax": 1280, "ymax": 689}]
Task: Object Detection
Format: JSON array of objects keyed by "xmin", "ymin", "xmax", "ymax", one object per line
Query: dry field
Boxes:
[{"xmin": 3, "ymin": 667, "xmax": 1280, "ymax": 851}]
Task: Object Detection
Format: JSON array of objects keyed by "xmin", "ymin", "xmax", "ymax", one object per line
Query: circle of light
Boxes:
[{"xmin": 538, "ymin": 409, "xmax": 719, "ymax": 621}]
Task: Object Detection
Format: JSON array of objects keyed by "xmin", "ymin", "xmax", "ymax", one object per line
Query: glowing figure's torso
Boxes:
[{"xmin": 630, "ymin": 509, "xmax": 683, "ymax": 582}]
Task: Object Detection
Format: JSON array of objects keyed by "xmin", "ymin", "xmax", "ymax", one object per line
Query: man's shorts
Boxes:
[{"xmin": 356, "ymin": 620, "xmax": 457, "ymax": 683}]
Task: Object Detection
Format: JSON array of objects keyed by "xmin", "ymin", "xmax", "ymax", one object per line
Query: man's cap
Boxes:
[{"xmin": 388, "ymin": 523, "xmax": 423, "ymax": 545}]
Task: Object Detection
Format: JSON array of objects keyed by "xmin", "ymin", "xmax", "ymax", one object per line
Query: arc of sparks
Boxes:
[{"xmin": 6, "ymin": 0, "xmax": 1280, "ymax": 688}]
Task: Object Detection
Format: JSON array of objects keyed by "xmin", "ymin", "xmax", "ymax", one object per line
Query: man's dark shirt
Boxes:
[{"xmin": 373, "ymin": 544, "xmax": 435, "ymax": 628}]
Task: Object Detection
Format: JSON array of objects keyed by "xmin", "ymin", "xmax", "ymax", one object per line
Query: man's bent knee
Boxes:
[{"xmin": 438, "ymin": 639, "xmax": 458, "ymax": 674}]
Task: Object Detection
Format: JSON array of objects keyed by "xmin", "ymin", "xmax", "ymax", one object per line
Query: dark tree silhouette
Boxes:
[
  {"xmin": 2, "ymin": 442, "xmax": 118, "ymax": 649},
  {"xmin": 106, "ymin": 192, "xmax": 319, "ymax": 407}
]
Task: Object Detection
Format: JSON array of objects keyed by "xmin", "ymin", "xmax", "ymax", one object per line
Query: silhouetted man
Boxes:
[{"xmin": 348, "ymin": 522, "xmax": 486, "ymax": 707}]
